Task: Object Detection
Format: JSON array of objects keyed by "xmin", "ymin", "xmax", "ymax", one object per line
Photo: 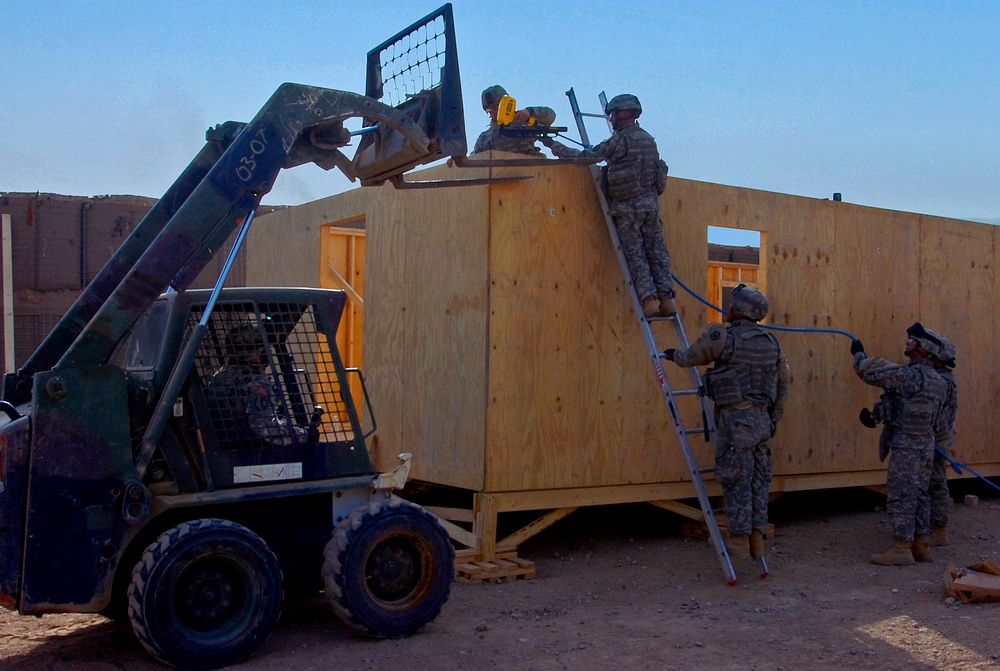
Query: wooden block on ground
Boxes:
[
  {"xmin": 965, "ymin": 494, "xmax": 979, "ymax": 507},
  {"xmin": 455, "ymin": 557, "xmax": 536, "ymax": 584}
]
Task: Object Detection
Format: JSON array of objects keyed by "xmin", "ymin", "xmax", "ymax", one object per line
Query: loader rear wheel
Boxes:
[
  {"xmin": 322, "ymin": 498, "xmax": 454, "ymax": 637},
  {"xmin": 127, "ymin": 518, "xmax": 283, "ymax": 670}
]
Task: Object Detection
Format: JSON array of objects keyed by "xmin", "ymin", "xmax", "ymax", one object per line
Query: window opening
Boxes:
[{"xmin": 707, "ymin": 226, "xmax": 764, "ymax": 324}]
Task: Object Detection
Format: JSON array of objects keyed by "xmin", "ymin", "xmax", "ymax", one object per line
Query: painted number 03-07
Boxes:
[{"xmin": 235, "ymin": 128, "xmax": 269, "ymax": 182}]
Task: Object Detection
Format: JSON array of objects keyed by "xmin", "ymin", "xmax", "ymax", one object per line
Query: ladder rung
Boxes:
[
  {"xmin": 697, "ymin": 467, "xmax": 715, "ymax": 475},
  {"xmin": 683, "ymin": 427, "xmax": 711, "ymax": 436},
  {"xmin": 670, "ymin": 388, "xmax": 701, "ymax": 397}
]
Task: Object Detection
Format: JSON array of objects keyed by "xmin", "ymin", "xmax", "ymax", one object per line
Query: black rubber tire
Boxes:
[
  {"xmin": 322, "ymin": 498, "xmax": 454, "ymax": 637},
  {"xmin": 127, "ymin": 518, "xmax": 284, "ymax": 670}
]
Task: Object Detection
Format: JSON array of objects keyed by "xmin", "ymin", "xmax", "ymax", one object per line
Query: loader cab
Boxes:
[{"xmin": 122, "ymin": 287, "xmax": 376, "ymax": 495}]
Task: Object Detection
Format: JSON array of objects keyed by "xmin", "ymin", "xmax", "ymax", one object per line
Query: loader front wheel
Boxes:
[
  {"xmin": 322, "ymin": 498, "xmax": 454, "ymax": 637},
  {"xmin": 128, "ymin": 518, "xmax": 283, "ymax": 670}
]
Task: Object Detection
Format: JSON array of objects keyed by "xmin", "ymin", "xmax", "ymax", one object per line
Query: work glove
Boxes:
[
  {"xmin": 850, "ymin": 339, "xmax": 865, "ymax": 356},
  {"xmin": 662, "ymin": 348, "xmax": 676, "ymax": 361},
  {"xmin": 307, "ymin": 405, "xmax": 325, "ymax": 444},
  {"xmin": 859, "ymin": 407, "xmax": 877, "ymax": 429}
]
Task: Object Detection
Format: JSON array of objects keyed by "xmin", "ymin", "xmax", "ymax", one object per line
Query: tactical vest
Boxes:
[
  {"xmin": 703, "ymin": 321, "xmax": 780, "ymax": 407},
  {"xmin": 871, "ymin": 363, "xmax": 947, "ymax": 436},
  {"xmin": 604, "ymin": 124, "xmax": 661, "ymax": 201}
]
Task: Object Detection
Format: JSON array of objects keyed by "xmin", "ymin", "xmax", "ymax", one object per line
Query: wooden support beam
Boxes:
[
  {"xmin": 436, "ymin": 516, "xmax": 479, "ymax": 551},
  {"xmin": 648, "ymin": 499, "xmax": 705, "ymax": 522},
  {"xmin": 482, "ymin": 482, "xmax": 719, "ymax": 513},
  {"xmin": 422, "ymin": 505, "xmax": 475, "ymax": 523},
  {"xmin": 475, "ymin": 494, "xmax": 500, "ymax": 562},
  {"xmin": 496, "ymin": 507, "xmax": 578, "ymax": 553}
]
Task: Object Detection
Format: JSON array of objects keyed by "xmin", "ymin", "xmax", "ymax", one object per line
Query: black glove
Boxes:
[
  {"xmin": 307, "ymin": 405, "xmax": 325, "ymax": 444},
  {"xmin": 850, "ymin": 339, "xmax": 865, "ymax": 356},
  {"xmin": 859, "ymin": 407, "xmax": 876, "ymax": 429},
  {"xmin": 662, "ymin": 348, "xmax": 676, "ymax": 361}
]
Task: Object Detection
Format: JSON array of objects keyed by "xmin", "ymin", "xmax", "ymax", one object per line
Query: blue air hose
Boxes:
[
  {"xmin": 936, "ymin": 445, "xmax": 1000, "ymax": 492},
  {"xmin": 670, "ymin": 272, "xmax": 857, "ymax": 340}
]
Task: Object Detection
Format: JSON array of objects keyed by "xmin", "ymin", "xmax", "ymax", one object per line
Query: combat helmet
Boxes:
[
  {"xmin": 481, "ymin": 84, "xmax": 507, "ymax": 109},
  {"xmin": 937, "ymin": 335, "xmax": 957, "ymax": 364},
  {"xmin": 226, "ymin": 322, "xmax": 268, "ymax": 365},
  {"xmin": 605, "ymin": 94, "xmax": 642, "ymax": 117},
  {"xmin": 905, "ymin": 322, "xmax": 947, "ymax": 359},
  {"xmin": 730, "ymin": 283, "xmax": 769, "ymax": 321}
]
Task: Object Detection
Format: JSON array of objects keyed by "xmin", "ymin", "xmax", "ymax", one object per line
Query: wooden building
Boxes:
[{"xmin": 248, "ymin": 159, "xmax": 998, "ymax": 566}]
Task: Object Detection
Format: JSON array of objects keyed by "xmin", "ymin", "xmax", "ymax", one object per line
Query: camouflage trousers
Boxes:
[
  {"xmin": 714, "ymin": 407, "xmax": 773, "ymax": 536},
  {"xmin": 928, "ymin": 449, "xmax": 951, "ymax": 529},
  {"xmin": 612, "ymin": 209, "xmax": 673, "ymax": 303},
  {"xmin": 885, "ymin": 446, "xmax": 933, "ymax": 541}
]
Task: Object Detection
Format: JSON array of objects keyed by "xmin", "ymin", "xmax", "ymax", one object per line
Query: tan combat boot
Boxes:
[
  {"xmin": 749, "ymin": 530, "xmax": 765, "ymax": 558},
  {"xmin": 642, "ymin": 297, "xmax": 660, "ymax": 319},
  {"xmin": 659, "ymin": 297, "xmax": 678, "ymax": 317},
  {"xmin": 870, "ymin": 540, "xmax": 915, "ymax": 566},
  {"xmin": 930, "ymin": 526, "xmax": 950, "ymax": 546},
  {"xmin": 911, "ymin": 534, "xmax": 933, "ymax": 562},
  {"xmin": 725, "ymin": 534, "xmax": 751, "ymax": 558}
]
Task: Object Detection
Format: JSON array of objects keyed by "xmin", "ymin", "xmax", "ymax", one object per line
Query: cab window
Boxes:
[{"xmin": 124, "ymin": 302, "xmax": 168, "ymax": 371}]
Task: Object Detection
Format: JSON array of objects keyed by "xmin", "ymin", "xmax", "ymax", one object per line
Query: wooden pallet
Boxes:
[{"xmin": 455, "ymin": 557, "xmax": 536, "ymax": 584}]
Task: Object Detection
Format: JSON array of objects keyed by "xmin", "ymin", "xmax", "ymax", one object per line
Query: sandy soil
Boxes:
[{"xmin": 3, "ymin": 484, "xmax": 999, "ymax": 671}]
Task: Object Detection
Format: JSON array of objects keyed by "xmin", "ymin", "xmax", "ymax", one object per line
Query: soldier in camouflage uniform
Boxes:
[
  {"xmin": 208, "ymin": 323, "xmax": 310, "ymax": 447},
  {"xmin": 852, "ymin": 322, "xmax": 950, "ymax": 565},
  {"xmin": 473, "ymin": 85, "xmax": 556, "ymax": 156},
  {"xmin": 541, "ymin": 94, "xmax": 675, "ymax": 318},
  {"xmin": 663, "ymin": 285, "xmax": 790, "ymax": 559},
  {"xmin": 928, "ymin": 335, "xmax": 958, "ymax": 546}
]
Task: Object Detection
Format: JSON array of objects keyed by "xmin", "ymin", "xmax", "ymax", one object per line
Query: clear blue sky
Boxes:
[{"xmin": 2, "ymin": 1, "xmax": 997, "ymax": 228}]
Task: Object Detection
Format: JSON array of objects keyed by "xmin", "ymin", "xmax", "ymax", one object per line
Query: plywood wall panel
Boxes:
[
  {"xmin": 919, "ymin": 215, "xmax": 995, "ymax": 466},
  {"xmin": 760, "ymin": 191, "xmax": 839, "ymax": 476},
  {"xmin": 362, "ymin": 171, "xmax": 492, "ymax": 492},
  {"xmin": 486, "ymin": 164, "xmax": 635, "ymax": 491},
  {"xmin": 361, "ymin": 191, "xmax": 408, "ymax": 475}
]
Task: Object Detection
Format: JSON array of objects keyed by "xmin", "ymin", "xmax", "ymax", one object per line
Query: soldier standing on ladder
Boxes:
[
  {"xmin": 541, "ymin": 94, "xmax": 676, "ymax": 318},
  {"xmin": 662, "ymin": 285, "xmax": 790, "ymax": 560}
]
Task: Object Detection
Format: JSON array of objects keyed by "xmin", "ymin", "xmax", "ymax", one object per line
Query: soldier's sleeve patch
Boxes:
[{"xmin": 710, "ymin": 330, "xmax": 722, "ymax": 341}]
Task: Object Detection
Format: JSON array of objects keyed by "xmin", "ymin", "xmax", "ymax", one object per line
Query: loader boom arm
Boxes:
[
  {"xmin": 54, "ymin": 85, "xmax": 433, "ymax": 371},
  {"xmin": 4, "ymin": 4, "xmax": 465, "ymax": 399}
]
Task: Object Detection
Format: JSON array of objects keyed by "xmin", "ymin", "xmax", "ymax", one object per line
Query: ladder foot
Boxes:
[{"xmin": 726, "ymin": 577, "xmax": 739, "ymax": 587}]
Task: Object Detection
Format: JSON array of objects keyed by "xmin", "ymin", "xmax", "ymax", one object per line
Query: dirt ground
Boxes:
[{"xmin": 3, "ymin": 484, "xmax": 999, "ymax": 671}]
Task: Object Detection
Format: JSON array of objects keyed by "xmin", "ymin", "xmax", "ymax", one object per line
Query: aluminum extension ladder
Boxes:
[{"xmin": 565, "ymin": 88, "xmax": 767, "ymax": 584}]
